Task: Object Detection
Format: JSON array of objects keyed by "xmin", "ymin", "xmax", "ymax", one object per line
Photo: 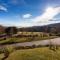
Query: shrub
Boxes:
[
  {"xmin": 32, "ymin": 44, "xmax": 37, "ymax": 48},
  {"xmin": 14, "ymin": 46, "xmax": 25, "ymax": 50}
]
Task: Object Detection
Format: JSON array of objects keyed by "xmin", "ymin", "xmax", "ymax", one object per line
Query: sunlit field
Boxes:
[
  {"xmin": 0, "ymin": 32, "xmax": 58, "ymax": 45},
  {"xmin": 5, "ymin": 47, "xmax": 60, "ymax": 60}
]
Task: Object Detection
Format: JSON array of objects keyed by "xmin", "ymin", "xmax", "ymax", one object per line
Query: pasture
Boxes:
[
  {"xmin": 6, "ymin": 47, "xmax": 60, "ymax": 60},
  {"xmin": 0, "ymin": 32, "xmax": 58, "ymax": 45}
]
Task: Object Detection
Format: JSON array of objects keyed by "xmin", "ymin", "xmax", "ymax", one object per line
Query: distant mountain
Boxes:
[
  {"xmin": 19, "ymin": 23, "xmax": 60, "ymax": 33},
  {"xmin": 0, "ymin": 23, "xmax": 60, "ymax": 34}
]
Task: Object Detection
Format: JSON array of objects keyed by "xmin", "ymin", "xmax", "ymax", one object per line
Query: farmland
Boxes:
[
  {"xmin": 4, "ymin": 47, "xmax": 60, "ymax": 60},
  {"xmin": 0, "ymin": 32, "xmax": 58, "ymax": 45},
  {"xmin": 0, "ymin": 32, "xmax": 59, "ymax": 60}
]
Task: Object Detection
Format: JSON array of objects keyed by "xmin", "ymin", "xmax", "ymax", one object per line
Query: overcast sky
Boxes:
[{"xmin": 0, "ymin": 0, "xmax": 60, "ymax": 27}]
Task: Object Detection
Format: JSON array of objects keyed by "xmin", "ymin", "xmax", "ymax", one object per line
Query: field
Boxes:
[
  {"xmin": 0, "ymin": 32, "xmax": 59, "ymax": 60},
  {"xmin": 4, "ymin": 47, "xmax": 60, "ymax": 60},
  {"xmin": 0, "ymin": 32, "xmax": 58, "ymax": 45},
  {"xmin": 0, "ymin": 36, "xmax": 58, "ymax": 45}
]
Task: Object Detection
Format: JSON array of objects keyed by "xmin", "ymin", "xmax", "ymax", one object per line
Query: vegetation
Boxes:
[
  {"xmin": 0, "ymin": 23, "xmax": 60, "ymax": 60},
  {"xmin": 0, "ymin": 46, "xmax": 15, "ymax": 60},
  {"xmin": 0, "ymin": 54, "xmax": 4, "ymax": 60},
  {"xmin": 0, "ymin": 43, "xmax": 59, "ymax": 60},
  {"xmin": 5, "ymin": 27, "xmax": 18, "ymax": 36},
  {"xmin": 0, "ymin": 36, "xmax": 58, "ymax": 45},
  {"xmin": 5, "ymin": 47, "xmax": 60, "ymax": 60},
  {"xmin": 0, "ymin": 41, "xmax": 59, "ymax": 60},
  {"xmin": 0, "ymin": 25, "xmax": 5, "ymax": 34},
  {"xmin": 0, "ymin": 23, "xmax": 60, "ymax": 36}
]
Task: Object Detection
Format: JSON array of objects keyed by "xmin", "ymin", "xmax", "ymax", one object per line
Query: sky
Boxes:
[{"xmin": 0, "ymin": 0, "xmax": 60, "ymax": 27}]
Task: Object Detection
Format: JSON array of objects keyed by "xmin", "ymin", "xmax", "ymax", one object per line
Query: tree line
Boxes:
[{"xmin": 0, "ymin": 23, "xmax": 60, "ymax": 36}]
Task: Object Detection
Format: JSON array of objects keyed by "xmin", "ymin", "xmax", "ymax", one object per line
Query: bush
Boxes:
[
  {"xmin": 32, "ymin": 44, "xmax": 37, "ymax": 48},
  {"xmin": 14, "ymin": 45, "xmax": 37, "ymax": 50},
  {"xmin": 56, "ymin": 33, "xmax": 60, "ymax": 36},
  {"xmin": 1, "ymin": 48, "xmax": 10, "ymax": 60},
  {"xmin": 0, "ymin": 48, "xmax": 4, "ymax": 53},
  {"xmin": 14, "ymin": 46, "xmax": 25, "ymax": 50}
]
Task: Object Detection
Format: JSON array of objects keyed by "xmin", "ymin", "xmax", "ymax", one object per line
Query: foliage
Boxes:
[
  {"xmin": 5, "ymin": 27, "xmax": 18, "ymax": 36},
  {"xmin": 0, "ymin": 35, "xmax": 58, "ymax": 45}
]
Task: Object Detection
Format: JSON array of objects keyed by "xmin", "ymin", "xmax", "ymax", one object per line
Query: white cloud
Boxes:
[
  {"xmin": 1, "ymin": 7, "xmax": 60, "ymax": 27},
  {"xmin": 0, "ymin": 5, "xmax": 7, "ymax": 12},
  {"xmin": 20, "ymin": 7, "xmax": 60, "ymax": 27},
  {"xmin": 22, "ymin": 14, "xmax": 32, "ymax": 18},
  {"xmin": 33, "ymin": 7, "xmax": 60, "ymax": 23},
  {"xmin": 15, "ymin": 7, "xmax": 60, "ymax": 27}
]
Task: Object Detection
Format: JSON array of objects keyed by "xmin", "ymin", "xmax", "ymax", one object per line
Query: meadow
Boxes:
[
  {"xmin": 0, "ymin": 32, "xmax": 59, "ymax": 60},
  {"xmin": 4, "ymin": 47, "xmax": 60, "ymax": 60},
  {"xmin": 0, "ymin": 43, "xmax": 59, "ymax": 60},
  {"xmin": 0, "ymin": 32, "xmax": 58, "ymax": 45}
]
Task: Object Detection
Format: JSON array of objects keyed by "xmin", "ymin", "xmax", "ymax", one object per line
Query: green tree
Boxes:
[{"xmin": 5, "ymin": 27, "xmax": 18, "ymax": 36}]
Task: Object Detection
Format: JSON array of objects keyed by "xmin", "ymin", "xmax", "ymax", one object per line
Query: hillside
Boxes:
[
  {"xmin": 0, "ymin": 23, "xmax": 60, "ymax": 34},
  {"xmin": 19, "ymin": 23, "xmax": 60, "ymax": 33}
]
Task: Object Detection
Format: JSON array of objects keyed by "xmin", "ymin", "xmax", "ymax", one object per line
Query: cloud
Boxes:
[
  {"xmin": 16, "ymin": 7, "xmax": 60, "ymax": 27},
  {"xmin": 20, "ymin": 7, "xmax": 60, "ymax": 27},
  {"xmin": 33, "ymin": 7, "xmax": 60, "ymax": 23},
  {"xmin": 0, "ymin": 5, "xmax": 7, "ymax": 12},
  {"xmin": 1, "ymin": 6, "xmax": 60, "ymax": 27},
  {"xmin": 22, "ymin": 14, "xmax": 32, "ymax": 18}
]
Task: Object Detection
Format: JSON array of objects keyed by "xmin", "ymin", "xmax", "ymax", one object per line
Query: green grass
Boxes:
[
  {"xmin": 6, "ymin": 47, "xmax": 60, "ymax": 60},
  {"xmin": 0, "ymin": 54, "xmax": 4, "ymax": 60},
  {"xmin": 0, "ymin": 36, "xmax": 58, "ymax": 44},
  {"xmin": 0, "ymin": 45, "xmax": 15, "ymax": 60}
]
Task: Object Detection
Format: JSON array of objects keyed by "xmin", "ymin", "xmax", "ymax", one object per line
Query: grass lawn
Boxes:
[
  {"xmin": 0, "ymin": 54, "xmax": 4, "ymax": 60},
  {"xmin": 6, "ymin": 47, "xmax": 60, "ymax": 60}
]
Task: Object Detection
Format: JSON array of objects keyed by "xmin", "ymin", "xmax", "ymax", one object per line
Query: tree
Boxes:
[
  {"xmin": 50, "ymin": 27, "xmax": 57, "ymax": 36},
  {"xmin": 5, "ymin": 27, "xmax": 18, "ymax": 36},
  {"xmin": 0, "ymin": 25, "xmax": 5, "ymax": 34}
]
